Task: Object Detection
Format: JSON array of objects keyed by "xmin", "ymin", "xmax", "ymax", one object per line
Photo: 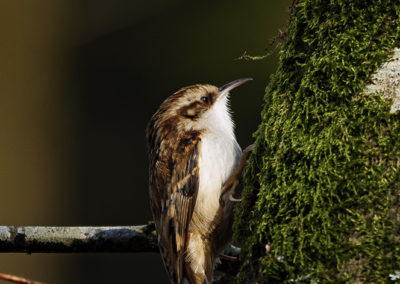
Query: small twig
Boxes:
[{"xmin": 0, "ymin": 273, "xmax": 43, "ymax": 284}]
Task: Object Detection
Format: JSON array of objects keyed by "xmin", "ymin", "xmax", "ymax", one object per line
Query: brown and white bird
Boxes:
[{"xmin": 146, "ymin": 78, "xmax": 253, "ymax": 284}]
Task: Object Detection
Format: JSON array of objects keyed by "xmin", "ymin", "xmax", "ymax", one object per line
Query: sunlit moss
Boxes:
[{"xmin": 234, "ymin": 0, "xmax": 400, "ymax": 282}]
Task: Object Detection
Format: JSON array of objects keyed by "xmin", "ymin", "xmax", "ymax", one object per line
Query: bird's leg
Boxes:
[{"xmin": 220, "ymin": 144, "xmax": 255, "ymax": 205}]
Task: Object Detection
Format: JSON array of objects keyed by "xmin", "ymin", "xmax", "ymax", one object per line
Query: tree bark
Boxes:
[{"xmin": 234, "ymin": 0, "xmax": 400, "ymax": 283}]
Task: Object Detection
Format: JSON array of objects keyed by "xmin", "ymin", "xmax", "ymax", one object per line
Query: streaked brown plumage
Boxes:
[{"xmin": 146, "ymin": 79, "xmax": 252, "ymax": 283}]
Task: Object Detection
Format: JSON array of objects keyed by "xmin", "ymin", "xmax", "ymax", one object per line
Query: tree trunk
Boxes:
[{"xmin": 234, "ymin": 0, "xmax": 400, "ymax": 282}]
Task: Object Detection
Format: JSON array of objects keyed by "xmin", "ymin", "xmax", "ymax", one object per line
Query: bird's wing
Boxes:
[{"xmin": 149, "ymin": 130, "xmax": 201, "ymax": 284}]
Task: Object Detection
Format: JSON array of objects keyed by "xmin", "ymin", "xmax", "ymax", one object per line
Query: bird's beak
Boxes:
[{"xmin": 218, "ymin": 78, "xmax": 253, "ymax": 98}]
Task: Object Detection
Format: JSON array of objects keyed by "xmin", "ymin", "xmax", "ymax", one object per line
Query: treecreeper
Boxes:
[{"xmin": 146, "ymin": 78, "xmax": 254, "ymax": 283}]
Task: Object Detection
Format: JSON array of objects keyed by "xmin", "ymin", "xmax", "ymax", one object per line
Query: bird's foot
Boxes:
[{"xmin": 219, "ymin": 144, "xmax": 255, "ymax": 205}]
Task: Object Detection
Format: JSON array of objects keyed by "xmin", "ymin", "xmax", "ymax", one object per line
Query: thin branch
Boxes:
[
  {"xmin": 0, "ymin": 224, "xmax": 239, "ymax": 254},
  {"xmin": 0, "ymin": 224, "xmax": 158, "ymax": 253},
  {"xmin": 0, "ymin": 224, "xmax": 240, "ymax": 280}
]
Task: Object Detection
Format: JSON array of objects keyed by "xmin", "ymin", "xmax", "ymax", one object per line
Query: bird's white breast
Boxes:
[{"xmin": 191, "ymin": 98, "xmax": 241, "ymax": 230}]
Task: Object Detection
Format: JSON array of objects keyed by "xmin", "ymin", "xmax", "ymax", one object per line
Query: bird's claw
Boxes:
[
  {"xmin": 229, "ymin": 194, "xmax": 242, "ymax": 202},
  {"xmin": 243, "ymin": 144, "xmax": 255, "ymax": 153},
  {"xmin": 218, "ymin": 254, "xmax": 238, "ymax": 262}
]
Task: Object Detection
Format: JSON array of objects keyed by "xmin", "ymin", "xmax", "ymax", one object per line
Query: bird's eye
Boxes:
[{"xmin": 200, "ymin": 96, "xmax": 209, "ymax": 104}]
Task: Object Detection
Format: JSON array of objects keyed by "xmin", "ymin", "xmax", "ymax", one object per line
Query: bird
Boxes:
[{"xmin": 146, "ymin": 78, "xmax": 253, "ymax": 284}]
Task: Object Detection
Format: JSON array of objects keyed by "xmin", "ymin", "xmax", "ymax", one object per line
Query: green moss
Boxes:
[{"xmin": 234, "ymin": 0, "xmax": 400, "ymax": 282}]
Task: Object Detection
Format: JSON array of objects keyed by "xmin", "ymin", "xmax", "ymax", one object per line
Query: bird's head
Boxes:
[{"xmin": 153, "ymin": 78, "xmax": 252, "ymax": 134}]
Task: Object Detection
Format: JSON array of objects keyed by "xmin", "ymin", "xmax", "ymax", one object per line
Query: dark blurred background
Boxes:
[{"xmin": 0, "ymin": 1, "xmax": 290, "ymax": 283}]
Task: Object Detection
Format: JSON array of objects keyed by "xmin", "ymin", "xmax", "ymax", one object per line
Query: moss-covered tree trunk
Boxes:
[{"xmin": 234, "ymin": 1, "xmax": 400, "ymax": 282}]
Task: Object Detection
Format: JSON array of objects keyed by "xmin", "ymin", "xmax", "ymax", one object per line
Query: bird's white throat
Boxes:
[{"xmin": 193, "ymin": 96, "xmax": 241, "ymax": 228}]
